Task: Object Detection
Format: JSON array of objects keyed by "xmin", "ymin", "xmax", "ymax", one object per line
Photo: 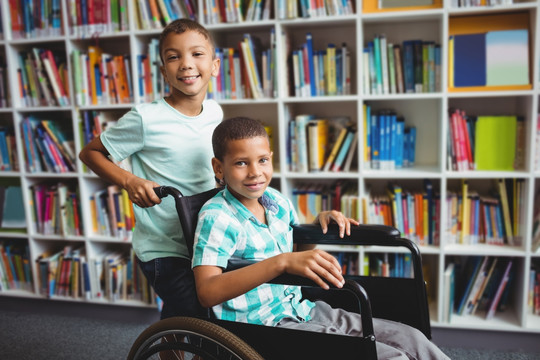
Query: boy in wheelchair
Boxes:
[{"xmin": 191, "ymin": 117, "xmax": 450, "ymax": 359}]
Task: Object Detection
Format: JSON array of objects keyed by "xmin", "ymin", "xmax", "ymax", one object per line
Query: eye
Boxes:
[
  {"xmin": 193, "ymin": 52, "xmax": 204, "ymax": 57},
  {"xmin": 166, "ymin": 54, "xmax": 179, "ymax": 61},
  {"xmin": 260, "ymin": 157, "xmax": 269, "ymax": 164},
  {"xmin": 235, "ymin": 161, "xmax": 247, "ymax": 166}
]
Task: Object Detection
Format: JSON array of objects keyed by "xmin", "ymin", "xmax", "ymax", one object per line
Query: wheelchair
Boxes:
[{"xmin": 127, "ymin": 186, "xmax": 431, "ymax": 360}]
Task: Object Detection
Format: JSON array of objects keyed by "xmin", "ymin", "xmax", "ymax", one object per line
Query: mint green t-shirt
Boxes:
[{"xmin": 100, "ymin": 98, "xmax": 223, "ymax": 261}]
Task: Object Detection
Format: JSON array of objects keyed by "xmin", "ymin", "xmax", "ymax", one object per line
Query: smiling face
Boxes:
[
  {"xmin": 212, "ymin": 136, "xmax": 273, "ymax": 209},
  {"xmin": 160, "ymin": 30, "xmax": 220, "ymax": 103}
]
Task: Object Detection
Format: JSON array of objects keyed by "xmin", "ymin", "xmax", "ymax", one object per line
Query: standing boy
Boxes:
[
  {"xmin": 192, "ymin": 117, "xmax": 450, "ymax": 359},
  {"xmin": 79, "ymin": 19, "xmax": 222, "ymax": 319}
]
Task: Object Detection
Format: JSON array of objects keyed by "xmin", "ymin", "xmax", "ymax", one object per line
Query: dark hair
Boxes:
[
  {"xmin": 212, "ymin": 117, "xmax": 269, "ymax": 161},
  {"xmin": 159, "ymin": 19, "xmax": 215, "ymax": 62}
]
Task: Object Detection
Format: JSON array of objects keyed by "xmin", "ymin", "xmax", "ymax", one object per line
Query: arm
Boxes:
[
  {"xmin": 193, "ymin": 249, "xmax": 345, "ymax": 308},
  {"xmin": 78, "ymin": 135, "xmax": 160, "ymax": 207}
]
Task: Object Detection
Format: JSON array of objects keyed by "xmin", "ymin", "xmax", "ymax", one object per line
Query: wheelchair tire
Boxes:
[{"xmin": 128, "ymin": 316, "xmax": 264, "ymax": 360}]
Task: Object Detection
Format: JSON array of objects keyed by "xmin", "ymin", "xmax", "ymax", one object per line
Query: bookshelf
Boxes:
[{"xmin": 0, "ymin": 0, "xmax": 539, "ymax": 336}]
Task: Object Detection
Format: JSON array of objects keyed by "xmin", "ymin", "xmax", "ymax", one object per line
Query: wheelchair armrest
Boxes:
[{"xmin": 225, "ymin": 258, "xmax": 375, "ymax": 338}]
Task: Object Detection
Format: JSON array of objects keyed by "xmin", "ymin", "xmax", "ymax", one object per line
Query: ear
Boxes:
[
  {"xmin": 160, "ymin": 65, "xmax": 168, "ymax": 83},
  {"xmin": 211, "ymin": 157, "xmax": 223, "ymax": 179},
  {"xmin": 211, "ymin": 56, "xmax": 221, "ymax": 77}
]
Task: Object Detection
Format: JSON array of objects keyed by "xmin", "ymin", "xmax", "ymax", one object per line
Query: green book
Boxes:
[{"xmin": 474, "ymin": 116, "xmax": 517, "ymax": 171}]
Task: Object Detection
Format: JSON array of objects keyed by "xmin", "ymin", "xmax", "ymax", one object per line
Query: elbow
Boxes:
[{"xmin": 197, "ymin": 292, "xmax": 218, "ymax": 308}]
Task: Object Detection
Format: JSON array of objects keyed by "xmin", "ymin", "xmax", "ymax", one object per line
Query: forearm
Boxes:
[{"xmin": 194, "ymin": 255, "xmax": 287, "ymax": 308}]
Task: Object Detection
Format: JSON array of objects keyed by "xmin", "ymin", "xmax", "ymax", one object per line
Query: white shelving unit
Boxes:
[{"xmin": 0, "ymin": 0, "xmax": 539, "ymax": 335}]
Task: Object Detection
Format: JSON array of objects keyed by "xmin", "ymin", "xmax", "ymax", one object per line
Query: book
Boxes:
[
  {"xmin": 485, "ymin": 29, "xmax": 529, "ymax": 86},
  {"xmin": 379, "ymin": 0, "xmax": 433, "ymax": 7},
  {"xmin": 442, "ymin": 263, "xmax": 455, "ymax": 323},
  {"xmin": 486, "ymin": 259, "xmax": 513, "ymax": 320},
  {"xmin": 452, "ymin": 33, "xmax": 486, "ymax": 87},
  {"xmin": 474, "ymin": 116, "xmax": 517, "ymax": 171}
]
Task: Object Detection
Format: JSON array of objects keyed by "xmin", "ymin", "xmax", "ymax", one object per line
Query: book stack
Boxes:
[
  {"xmin": 278, "ymin": 0, "xmax": 354, "ymax": 20},
  {"xmin": 67, "ymin": 0, "xmax": 129, "ymax": 37},
  {"xmin": 450, "ymin": 256, "xmax": 514, "ymax": 321},
  {"xmin": 364, "ymin": 105, "xmax": 416, "ymax": 171},
  {"xmin": 447, "ymin": 110, "xmax": 524, "ymax": 171},
  {"xmin": 137, "ymin": 38, "xmax": 170, "ymax": 102},
  {"xmin": 17, "ymin": 48, "xmax": 70, "ymax": 107},
  {"xmin": 71, "ymin": 46, "xmax": 133, "ymax": 106},
  {"xmin": 134, "ymin": 0, "xmax": 196, "ymax": 29},
  {"xmin": 364, "ymin": 35, "xmax": 440, "ymax": 95},
  {"xmin": 90, "ymin": 185, "xmax": 136, "ymax": 241},
  {"xmin": 0, "ymin": 127, "xmax": 18, "ymax": 171},
  {"xmin": 9, "ymin": 0, "xmax": 62, "ymax": 39},
  {"xmin": 209, "ymin": 32, "xmax": 276, "ymax": 100},
  {"xmin": 293, "ymin": 181, "xmax": 357, "ymax": 223},
  {"xmin": 362, "ymin": 180, "xmax": 439, "ymax": 245},
  {"xmin": 288, "ymin": 115, "xmax": 357, "ymax": 173},
  {"xmin": 204, "ymin": 0, "xmax": 273, "ymax": 23},
  {"xmin": 329, "ymin": 252, "xmax": 359, "ymax": 276},
  {"xmin": 29, "ymin": 182, "xmax": 83, "ymax": 237},
  {"xmin": 290, "ymin": 34, "xmax": 351, "ymax": 97},
  {"xmin": 0, "ymin": 241, "xmax": 33, "ymax": 292},
  {"xmin": 365, "ymin": 252, "xmax": 413, "ymax": 278},
  {"xmin": 450, "ymin": 0, "xmax": 513, "ymax": 7},
  {"xmin": 445, "ymin": 179, "xmax": 523, "ymax": 247}
]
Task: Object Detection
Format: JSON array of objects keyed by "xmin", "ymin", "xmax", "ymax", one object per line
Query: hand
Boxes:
[
  {"xmin": 314, "ymin": 210, "xmax": 360, "ymax": 238},
  {"xmin": 282, "ymin": 249, "xmax": 345, "ymax": 290},
  {"xmin": 125, "ymin": 176, "xmax": 161, "ymax": 208}
]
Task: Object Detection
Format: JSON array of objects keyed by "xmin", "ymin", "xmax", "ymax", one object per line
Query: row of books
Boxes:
[
  {"xmin": 450, "ymin": 0, "xmax": 513, "ymax": 7},
  {"xmin": 36, "ymin": 245, "xmax": 156, "ymax": 303},
  {"xmin": 449, "ymin": 29, "xmax": 529, "ymax": 88},
  {"xmin": 90, "ymin": 185, "xmax": 136, "ymax": 241},
  {"xmin": 445, "ymin": 179, "xmax": 523, "ymax": 247},
  {"xmin": 365, "ymin": 252, "xmax": 413, "ymax": 278},
  {"xmin": 29, "ymin": 182, "xmax": 83, "ymax": 236},
  {"xmin": 329, "ymin": 252, "xmax": 359, "ymax": 275},
  {"xmin": 363, "ymin": 36, "xmax": 441, "ymax": 95},
  {"xmin": 204, "ymin": 0, "xmax": 272, "ymax": 24},
  {"xmin": 9, "ymin": 0, "xmax": 62, "ymax": 39},
  {"xmin": 17, "ymin": 48, "xmax": 70, "ymax": 107},
  {"xmin": 447, "ymin": 110, "xmax": 524, "ymax": 171},
  {"xmin": 288, "ymin": 115, "xmax": 357, "ymax": 173},
  {"xmin": 278, "ymin": 0, "xmax": 354, "ymax": 20},
  {"xmin": 135, "ymin": 0, "xmax": 197, "ymax": 30},
  {"xmin": 444, "ymin": 256, "xmax": 514, "ymax": 322},
  {"xmin": 67, "ymin": 0, "xmax": 129, "ymax": 37},
  {"xmin": 528, "ymin": 264, "xmax": 540, "ymax": 315},
  {"xmin": 363, "ymin": 181, "xmax": 439, "ymax": 246},
  {"xmin": 20, "ymin": 116, "xmax": 76, "ymax": 174},
  {"xmin": 71, "ymin": 47, "xmax": 133, "ymax": 106},
  {"xmin": 363, "ymin": 105, "xmax": 416, "ymax": 171},
  {"xmin": 137, "ymin": 38, "xmax": 170, "ymax": 103},
  {"xmin": 0, "ymin": 127, "xmax": 18, "ymax": 171},
  {"xmin": 208, "ymin": 32, "xmax": 276, "ymax": 100},
  {"xmin": 292, "ymin": 181, "xmax": 358, "ymax": 223},
  {"xmin": 289, "ymin": 35, "xmax": 351, "ymax": 97},
  {"xmin": 0, "ymin": 186, "xmax": 26, "ymax": 230},
  {"xmin": 0, "ymin": 241, "xmax": 32, "ymax": 291}
]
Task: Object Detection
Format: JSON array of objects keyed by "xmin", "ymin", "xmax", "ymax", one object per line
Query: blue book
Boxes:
[
  {"xmin": 378, "ymin": 112, "xmax": 386, "ymax": 168},
  {"xmin": 395, "ymin": 117, "xmax": 405, "ymax": 169},
  {"xmin": 402, "ymin": 40, "xmax": 415, "ymax": 93},
  {"xmin": 389, "ymin": 113, "xmax": 397, "ymax": 169},
  {"xmin": 408, "ymin": 127, "xmax": 416, "ymax": 166},
  {"xmin": 456, "ymin": 256, "xmax": 483, "ymax": 315},
  {"xmin": 453, "ymin": 33, "xmax": 486, "ymax": 87},
  {"xmin": 331, "ymin": 129, "xmax": 355, "ymax": 172},
  {"xmin": 371, "ymin": 112, "xmax": 380, "ymax": 169},
  {"xmin": 306, "ymin": 33, "xmax": 316, "ymax": 96},
  {"xmin": 0, "ymin": 129, "xmax": 11, "ymax": 170},
  {"xmin": 373, "ymin": 36, "xmax": 383, "ymax": 94}
]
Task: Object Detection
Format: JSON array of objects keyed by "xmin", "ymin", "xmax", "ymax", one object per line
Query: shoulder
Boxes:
[
  {"xmin": 133, "ymin": 99, "xmax": 168, "ymax": 116},
  {"xmin": 202, "ymin": 99, "xmax": 223, "ymax": 118}
]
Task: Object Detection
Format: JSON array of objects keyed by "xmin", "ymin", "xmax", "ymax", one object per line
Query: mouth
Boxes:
[
  {"xmin": 245, "ymin": 182, "xmax": 265, "ymax": 191},
  {"xmin": 179, "ymin": 75, "xmax": 200, "ymax": 82}
]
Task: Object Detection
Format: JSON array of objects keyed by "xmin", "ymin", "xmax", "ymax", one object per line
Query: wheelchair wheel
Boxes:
[{"xmin": 128, "ymin": 316, "xmax": 264, "ymax": 360}]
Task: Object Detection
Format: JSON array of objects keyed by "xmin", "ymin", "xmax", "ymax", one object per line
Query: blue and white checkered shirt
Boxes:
[{"xmin": 192, "ymin": 186, "xmax": 315, "ymax": 326}]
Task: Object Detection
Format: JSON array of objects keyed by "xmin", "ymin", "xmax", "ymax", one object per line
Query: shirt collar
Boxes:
[{"xmin": 222, "ymin": 186, "xmax": 279, "ymax": 223}]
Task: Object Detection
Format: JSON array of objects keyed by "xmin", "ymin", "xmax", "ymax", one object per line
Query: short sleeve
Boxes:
[
  {"xmin": 193, "ymin": 210, "xmax": 240, "ymax": 269},
  {"xmin": 100, "ymin": 108, "xmax": 144, "ymax": 162}
]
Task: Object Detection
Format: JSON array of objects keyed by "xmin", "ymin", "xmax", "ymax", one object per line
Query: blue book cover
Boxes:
[
  {"xmin": 408, "ymin": 126, "xmax": 416, "ymax": 166},
  {"xmin": 395, "ymin": 117, "xmax": 405, "ymax": 169},
  {"xmin": 371, "ymin": 113, "xmax": 380, "ymax": 169},
  {"xmin": 378, "ymin": 113, "xmax": 386, "ymax": 167},
  {"xmin": 453, "ymin": 33, "xmax": 486, "ymax": 87},
  {"xmin": 402, "ymin": 40, "xmax": 415, "ymax": 93},
  {"xmin": 373, "ymin": 36, "xmax": 383, "ymax": 94},
  {"xmin": 389, "ymin": 113, "xmax": 397, "ymax": 169},
  {"xmin": 306, "ymin": 33, "xmax": 316, "ymax": 96}
]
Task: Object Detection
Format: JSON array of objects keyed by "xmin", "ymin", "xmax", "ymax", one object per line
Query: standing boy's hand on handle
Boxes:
[
  {"xmin": 125, "ymin": 176, "xmax": 161, "ymax": 208},
  {"xmin": 281, "ymin": 250, "xmax": 345, "ymax": 290},
  {"xmin": 314, "ymin": 210, "xmax": 360, "ymax": 238}
]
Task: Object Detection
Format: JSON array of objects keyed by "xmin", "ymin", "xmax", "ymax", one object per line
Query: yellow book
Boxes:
[
  {"xmin": 497, "ymin": 178, "xmax": 514, "ymax": 245},
  {"xmin": 460, "ymin": 180, "xmax": 470, "ymax": 244},
  {"xmin": 87, "ymin": 45, "xmax": 102, "ymax": 105},
  {"xmin": 323, "ymin": 126, "xmax": 348, "ymax": 172},
  {"xmin": 448, "ymin": 36, "xmax": 454, "ymax": 89},
  {"xmin": 326, "ymin": 44, "xmax": 337, "ymax": 95}
]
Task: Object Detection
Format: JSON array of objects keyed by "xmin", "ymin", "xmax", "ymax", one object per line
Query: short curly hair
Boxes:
[
  {"xmin": 158, "ymin": 18, "xmax": 215, "ymax": 62},
  {"xmin": 212, "ymin": 117, "xmax": 269, "ymax": 161}
]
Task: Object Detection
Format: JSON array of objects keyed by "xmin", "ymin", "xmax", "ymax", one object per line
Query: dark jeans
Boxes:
[{"xmin": 138, "ymin": 256, "xmax": 208, "ymax": 320}]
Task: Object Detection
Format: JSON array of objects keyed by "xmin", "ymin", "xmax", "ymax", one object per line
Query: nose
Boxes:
[
  {"xmin": 179, "ymin": 56, "xmax": 193, "ymax": 70},
  {"xmin": 248, "ymin": 163, "xmax": 262, "ymax": 177}
]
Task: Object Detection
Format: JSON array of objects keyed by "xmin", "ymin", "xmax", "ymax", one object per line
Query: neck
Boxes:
[{"xmin": 165, "ymin": 93, "xmax": 204, "ymax": 116}]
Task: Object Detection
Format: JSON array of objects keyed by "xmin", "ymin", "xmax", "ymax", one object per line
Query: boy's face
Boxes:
[
  {"xmin": 213, "ymin": 136, "xmax": 273, "ymax": 207},
  {"xmin": 160, "ymin": 30, "xmax": 220, "ymax": 100}
]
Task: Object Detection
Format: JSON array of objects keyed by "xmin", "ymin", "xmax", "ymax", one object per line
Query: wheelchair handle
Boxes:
[{"xmin": 153, "ymin": 185, "xmax": 184, "ymax": 199}]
